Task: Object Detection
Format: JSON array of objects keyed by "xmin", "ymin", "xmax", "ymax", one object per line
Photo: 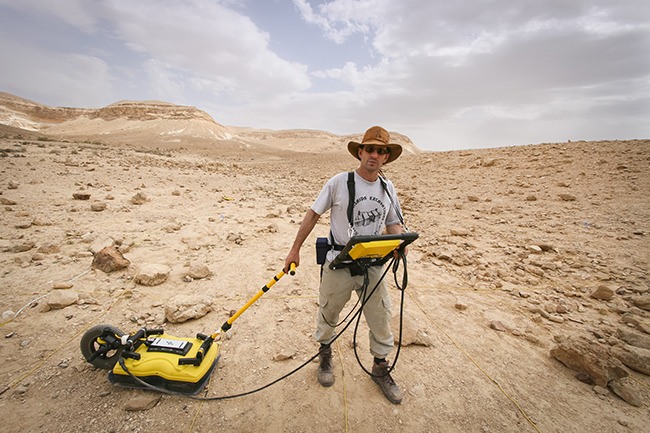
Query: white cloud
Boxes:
[
  {"xmin": 0, "ymin": 0, "xmax": 647, "ymax": 149},
  {"xmin": 289, "ymin": 0, "xmax": 649, "ymax": 146},
  {"xmin": 292, "ymin": 0, "xmax": 376, "ymax": 44},
  {"xmin": 0, "ymin": 35, "xmax": 114, "ymax": 107},
  {"xmin": 143, "ymin": 59, "xmax": 187, "ymax": 103},
  {"xmin": 105, "ymin": 0, "xmax": 311, "ymax": 102},
  {"xmin": 0, "ymin": 0, "xmax": 101, "ymax": 33}
]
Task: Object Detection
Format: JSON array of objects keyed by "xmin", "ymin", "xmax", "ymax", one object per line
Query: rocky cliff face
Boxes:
[
  {"xmin": 0, "ymin": 92, "xmax": 420, "ymax": 155},
  {"xmin": 89, "ymin": 100, "xmax": 218, "ymax": 122},
  {"xmin": 0, "ymin": 92, "xmax": 86, "ymax": 126}
]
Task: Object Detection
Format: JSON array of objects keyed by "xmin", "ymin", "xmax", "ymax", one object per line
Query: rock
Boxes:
[
  {"xmin": 187, "ymin": 263, "xmax": 211, "ymax": 279},
  {"xmin": 15, "ymin": 220, "xmax": 32, "ymax": 229},
  {"xmin": 53, "ymin": 282, "xmax": 74, "ymax": 290},
  {"xmin": 631, "ymin": 295, "xmax": 650, "ymax": 311},
  {"xmin": 37, "ymin": 244, "xmax": 61, "ymax": 254},
  {"xmin": 90, "ymin": 201, "xmax": 107, "ymax": 211},
  {"xmin": 538, "ymin": 244, "xmax": 556, "ymax": 252},
  {"xmin": 131, "ymin": 192, "xmax": 148, "ymax": 205},
  {"xmin": 47, "ymin": 289, "xmax": 79, "ymax": 309},
  {"xmin": 617, "ymin": 328, "xmax": 650, "ymax": 350},
  {"xmin": 165, "ymin": 222, "xmax": 182, "ymax": 233},
  {"xmin": 72, "ymin": 193, "xmax": 91, "ymax": 200},
  {"xmin": 393, "ymin": 314, "xmax": 433, "ymax": 347},
  {"xmin": 550, "ymin": 336, "xmax": 628, "ymax": 387},
  {"xmin": 124, "ymin": 394, "xmax": 161, "ymax": 411},
  {"xmin": 608, "ymin": 377, "xmax": 643, "ymax": 407},
  {"xmin": 525, "ymin": 195, "xmax": 537, "ymax": 201},
  {"xmin": 575, "ymin": 372, "xmax": 594, "ymax": 385},
  {"xmin": 273, "ymin": 349, "xmax": 296, "ymax": 361},
  {"xmin": 489, "ymin": 320, "xmax": 508, "ymax": 332},
  {"xmin": 135, "ymin": 264, "xmax": 170, "ymax": 286},
  {"xmin": 450, "ymin": 228, "xmax": 469, "ymax": 236},
  {"xmin": 226, "ymin": 232, "xmax": 244, "ymax": 245},
  {"xmin": 263, "ymin": 223, "xmax": 279, "ymax": 233},
  {"xmin": 2, "ymin": 310, "xmax": 15, "ymax": 321},
  {"xmin": 610, "ymin": 345, "xmax": 650, "ymax": 375},
  {"xmin": 92, "ymin": 246, "xmax": 130, "ymax": 273},
  {"xmin": 621, "ymin": 313, "xmax": 650, "ymax": 334},
  {"xmin": 0, "ymin": 197, "xmax": 17, "ymax": 205},
  {"xmin": 467, "ymin": 195, "xmax": 480, "ymax": 202},
  {"xmin": 547, "ymin": 314, "xmax": 565, "ymax": 324},
  {"xmin": 13, "ymin": 383, "xmax": 29, "ymax": 396},
  {"xmin": 593, "ymin": 385, "xmax": 609, "ymax": 396},
  {"xmin": 559, "ymin": 193, "xmax": 577, "ymax": 201},
  {"xmin": 7, "ymin": 242, "xmax": 35, "ymax": 253},
  {"xmin": 164, "ymin": 295, "xmax": 212, "ymax": 323},
  {"xmin": 590, "ymin": 285, "xmax": 614, "ymax": 301}
]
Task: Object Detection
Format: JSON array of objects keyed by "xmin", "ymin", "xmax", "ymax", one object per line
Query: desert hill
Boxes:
[
  {"xmin": 0, "ymin": 92, "xmax": 420, "ymax": 156},
  {"xmin": 0, "ymin": 91, "xmax": 648, "ymax": 432}
]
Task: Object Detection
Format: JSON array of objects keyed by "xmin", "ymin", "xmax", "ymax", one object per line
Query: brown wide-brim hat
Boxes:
[{"xmin": 348, "ymin": 125, "xmax": 403, "ymax": 164}]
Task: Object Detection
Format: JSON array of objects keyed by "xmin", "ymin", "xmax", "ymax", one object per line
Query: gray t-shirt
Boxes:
[{"xmin": 311, "ymin": 171, "xmax": 402, "ymax": 260}]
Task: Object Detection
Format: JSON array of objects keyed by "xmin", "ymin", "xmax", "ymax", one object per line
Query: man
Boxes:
[{"xmin": 284, "ymin": 125, "xmax": 407, "ymax": 404}]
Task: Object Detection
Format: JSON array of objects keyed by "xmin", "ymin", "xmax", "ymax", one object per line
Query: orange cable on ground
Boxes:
[
  {"xmin": 3, "ymin": 291, "xmax": 127, "ymax": 393},
  {"xmin": 335, "ymin": 339, "xmax": 350, "ymax": 433},
  {"xmin": 407, "ymin": 289, "xmax": 542, "ymax": 433}
]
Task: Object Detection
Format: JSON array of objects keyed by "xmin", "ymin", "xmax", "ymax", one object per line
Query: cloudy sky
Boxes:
[{"xmin": 0, "ymin": 0, "xmax": 648, "ymax": 151}]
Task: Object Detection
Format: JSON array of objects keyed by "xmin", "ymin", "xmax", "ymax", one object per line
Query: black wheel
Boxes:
[{"xmin": 80, "ymin": 324, "xmax": 125, "ymax": 370}]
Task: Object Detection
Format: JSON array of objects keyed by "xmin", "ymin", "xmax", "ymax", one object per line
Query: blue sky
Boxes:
[{"xmin": 0, "ymin": 0, "xmax": 648, "ymax": 151}]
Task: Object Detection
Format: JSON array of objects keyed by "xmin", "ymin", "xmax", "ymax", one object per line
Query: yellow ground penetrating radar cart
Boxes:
[
  {"xmin": 80, "ymin": 233, "xmax": 418, "ymax": 397},
  {"xmin": 80, "ymin": 264, "xmax": 296, "ymax": 395}
]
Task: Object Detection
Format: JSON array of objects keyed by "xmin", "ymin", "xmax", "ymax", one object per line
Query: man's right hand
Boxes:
[{"xmin": 284, "ymin": 252, "xmax": 299, "ymax": 273}]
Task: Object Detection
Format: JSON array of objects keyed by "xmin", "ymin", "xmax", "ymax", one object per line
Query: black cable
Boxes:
[
  {"xmin": 351, "ymin": 250, "xmax": 407, "ymax": 378},
  {"xmin": 113, "ymin": 250, "xmax": 410, "ymax": 401},
  {"xmin": 319, "ymin": 289, "xmax": 362, "ymax": 328}
]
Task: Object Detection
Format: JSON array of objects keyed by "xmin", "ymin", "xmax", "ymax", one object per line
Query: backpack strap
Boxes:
[
  {"xmin": 347, "ymin": 171, "xmax": 355, "ymax": 229},
  {"xmin": 329, "ymin": 171, "xmax": 356, "ymax": 251}
]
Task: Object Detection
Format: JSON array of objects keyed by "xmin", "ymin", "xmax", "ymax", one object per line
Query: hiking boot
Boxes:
[
  {"xmin": 317, "ymin": 344, "xmax": 334, "ymax": 387},
  {"xmin": 372, "ymin": 361, "xmax": 402, "ymax": 404}
]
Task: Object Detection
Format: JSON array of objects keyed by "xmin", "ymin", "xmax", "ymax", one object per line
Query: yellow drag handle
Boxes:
[
  {"xmin": 217, "ymin": 266, "xmax": 296, "ymax": 335},
  {"xmin": 289, "ymin": 262, "xmax": 297, "ymax": 275},
  {"xmin": 229, "ymin": 289, "xmax": 265, "ymax": 324}
]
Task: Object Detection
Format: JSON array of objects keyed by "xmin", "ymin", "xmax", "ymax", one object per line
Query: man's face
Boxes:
[{"xmin": 358, "ymin": 145, "xmax": 390, "ymax": 171}]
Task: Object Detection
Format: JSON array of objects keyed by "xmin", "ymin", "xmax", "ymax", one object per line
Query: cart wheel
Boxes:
[{"xmin": 80, "ymin": 324, "xmax": 124, "ymax": 370}]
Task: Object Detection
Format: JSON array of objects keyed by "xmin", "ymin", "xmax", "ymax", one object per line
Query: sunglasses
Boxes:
[{"xmin": 361, "ymin": 145, "xmax": 391, "ymax": 155}]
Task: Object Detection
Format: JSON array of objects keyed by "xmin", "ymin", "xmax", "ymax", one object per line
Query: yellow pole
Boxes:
[{"xmin": 214, "ymin": 263, "xmax": 296, "ymax": 337}]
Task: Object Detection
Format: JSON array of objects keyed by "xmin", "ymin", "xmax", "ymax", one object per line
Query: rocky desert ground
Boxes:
[{"xmin": 0, "ymin": 94, "xmax": 648, "ymax": 433}]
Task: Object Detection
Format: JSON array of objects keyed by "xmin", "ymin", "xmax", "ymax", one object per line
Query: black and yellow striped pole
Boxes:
[
  {"xmin": 180, "ymin": 263, "xmax": 297, "ymax": 366},
  {"xmin": 219, "ymin": 262, "xmax": 296, "ymax": 334}
]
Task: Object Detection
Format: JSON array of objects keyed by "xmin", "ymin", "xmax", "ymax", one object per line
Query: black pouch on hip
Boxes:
[
  {"xmin": 348, "ymin": 261, "xmax": 365, "ymax": 276},
  {"xmin": 316, "ymin": 237, "xmax": 330, "ymax": 265}
]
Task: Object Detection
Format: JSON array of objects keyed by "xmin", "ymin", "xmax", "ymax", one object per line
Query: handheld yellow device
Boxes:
[{"xmin": 329, "ymin": 232, "xmax": 419, "ymax": 270}]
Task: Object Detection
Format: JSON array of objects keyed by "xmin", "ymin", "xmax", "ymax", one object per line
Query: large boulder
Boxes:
[
  {"xmin": 134, "ymin": 264, "xmax": 171, "ymax": 286},
  {"xmin": 550, "ymin": 336, "xmax": 628, "ymax": 387},
  {"xmin": 164, "ymin": 295, "xmax": 212, "ymax": 323},
  {"xmin": 47, "ymin": 289, "xmax": 79, "ymax": 309},
  {"xmin": 92, "ymin": 246, "xmax": 130, "ymax": 273},
  {"xmin": 610, "ymin": 344, "xmax": 650, "ymax": 376}
]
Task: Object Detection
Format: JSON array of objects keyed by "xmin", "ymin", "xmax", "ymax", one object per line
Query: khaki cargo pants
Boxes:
[{"xmin": 313, "ymin": 262, "xmax": 394, "ymax": 359}]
